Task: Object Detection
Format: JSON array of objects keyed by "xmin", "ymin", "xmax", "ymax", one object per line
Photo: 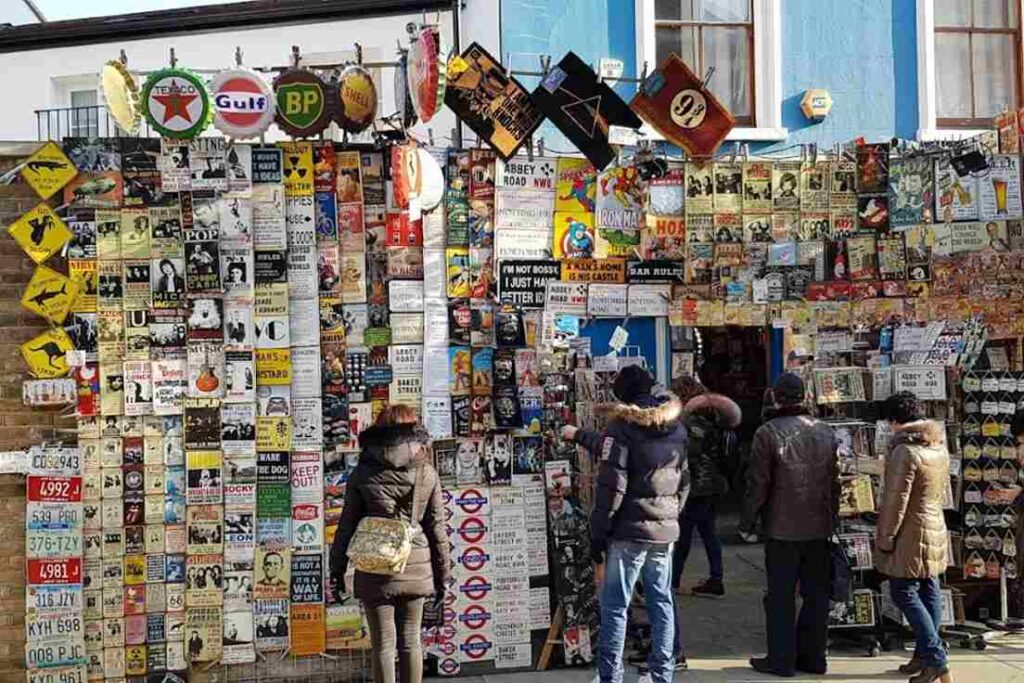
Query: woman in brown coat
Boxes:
[
  {"xmin": 330, "ymin": 405, "xmax": 450, "ymax": 683},
  {"xmin": 875, "ymin": 392, "xmax": 951, "ymax": 683}
]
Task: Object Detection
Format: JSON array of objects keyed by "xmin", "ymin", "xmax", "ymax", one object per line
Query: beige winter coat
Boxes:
[{"xmin": 874, "ymin": 420, "xmax": 949, "ymax": 579}]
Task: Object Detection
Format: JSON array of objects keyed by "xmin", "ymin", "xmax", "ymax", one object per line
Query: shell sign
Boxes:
[{"xmin": 801, "ymin": 89, "xmax": 833, "ymax": 121}]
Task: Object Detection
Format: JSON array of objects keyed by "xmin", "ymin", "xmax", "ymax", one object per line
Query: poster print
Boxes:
[
  {"xmin": 846, "ymin": 235, "xmax": 878, "ymax": 281},
  {"xmin": 444, "ymin": 43, "xmax": 544, "ymax": 160},
  {"xmin": 801, "ymin": 162, "xmax": 830, "ymax": 212},
  {"xmin": 742, "ymin": 162, "xmax": 772, "ymax": 213},
  {"xmin": 186, "ymin": 504, "xmax": 224, "ymax": 556},
  {"xmin": 979, "ymin": 154, "xmax": 1023, "ymax": 220},
  {"xmin": 185, "ymin": 607, "xmax": 222, "ymax": 662},
  {"xmin": 935, "ymin": 155, "xmax": 980, "ymax": 222},
  {"xmin": 772, "ymin": 161, "xmax": 802, "ymax": 212},
  {"xmin": 830, "ymin": 160, "xmax": 857, "ymax": 211},
  {"xmin": 254, "ymin": 599, "xmax": 289, "ymax": 652},
  {"xmin": 877, "ymin": 235, "xmax": 908, "ymax": 280},
  {"xmin": 254, "ymin": 549, "xmax": 290, "ymax": 600},
  {"xmin": 220, "ymin": 244, "xmax": 254, "ymax": 299},
  {"xmin": 684, "ymin": 163, "xmax": 713, "ymax": 215},
  {"xmin": 888, "ymin": 155, "xmax": 934, "ymax": 227},
  {"xmin": 856, "ymin": 142, "xmax": 889, "ymax": 194},
  {"xmin": 552, "ymin": 212, "xmax": 595, "ymax": 259},
  {"xmin": 222, "ymin": 609, "xmax": 255, "ymax": 664}
]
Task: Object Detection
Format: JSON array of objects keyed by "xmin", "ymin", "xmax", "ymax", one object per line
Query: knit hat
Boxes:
[
  {"xmin": 612, "ymin": 365, "xmax": 656, "ymax": 405},
  {"xmin": 772, "ymin": 372, "xmax": 805, "ymax": 406}
]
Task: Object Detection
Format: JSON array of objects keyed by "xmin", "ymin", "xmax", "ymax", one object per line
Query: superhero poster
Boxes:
[
  {"xmin": 555, "ymin": 157, "xmax": 596, "ymax": 214},
  {"xmin": 552, "ymin": 212, "xmax": 595, "ymax": 259}
]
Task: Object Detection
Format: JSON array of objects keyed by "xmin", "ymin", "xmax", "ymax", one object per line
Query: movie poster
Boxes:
[
  {"xmin": 742, "ymin": 162, "xmax": 772, "ymax": 214},
  {"xmin": 935, "ymin": 155, "xmax": 980, "ymax": 222},
  {"xmin": 684, "ymin": 163, "xmax": 714, "ymax": 215},
  {"xmin": 888, "ymin": 154, "xmax": 934, "ymax": 227}
]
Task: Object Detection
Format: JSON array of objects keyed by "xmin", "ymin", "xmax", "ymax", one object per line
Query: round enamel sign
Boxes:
[
  {"xmin": 141, "ymin": 68, "xmax": 211, "ymax": 139},
  {"xmin": 209, "ymin": 68, "xmax": 275, "ymax": 139},
  {"xmin": 100, "ymin": 60, "xmax": 140, "ymax": 135},
  {"xmin": 334, "ymin": 65, "xmax": 378, "ymax": 133},
  {"xmin": 408, "ymin": 26, "xmax": 449, "ymax": 123},
  {"xmin": 273, "ymin": 68, "xmax": 331, "ymax": 138},
  {"xmin": 394, "ymin": 50, "xmax": 417, "ymax": 129}
]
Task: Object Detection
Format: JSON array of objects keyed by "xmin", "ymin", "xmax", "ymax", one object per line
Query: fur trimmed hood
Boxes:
[
  {"xmin": 683, "ymin": 393, "xmax": 742, "ymax": 429},
  {"xmin": 892, "ymin": 419, "xmax": 946, "ymax": 448},
  {"xmin": 596, "ymin": 394, "xmax": 683, "ymax": 428},
  {"xmin": 358, "ymin": 423, "xmax": 430, "ymax": 469}
]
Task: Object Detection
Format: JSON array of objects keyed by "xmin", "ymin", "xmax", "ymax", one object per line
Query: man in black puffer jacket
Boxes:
[{"xmin": 560, "ymin": 365, "xmax": 689, "ymax": 683}]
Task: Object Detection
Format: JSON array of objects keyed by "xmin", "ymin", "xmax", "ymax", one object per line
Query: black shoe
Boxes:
[
  {"xmin": 691, "ymin": 577, "xmax": 725, "ymax": 599},
  {"xmin": 795, "ymin": 659, "xmax": 827, "ymax": 675},
  {"xmin": 749, "ymin": 657, "xmax": 795, "ymax": 677},
  {"xmin": 909, "ymin": 665, "xmax": 950, "ymax": 683},
  {"xmin": 898, "ymin": 657, "xmax": 923, "ymax": 675}
]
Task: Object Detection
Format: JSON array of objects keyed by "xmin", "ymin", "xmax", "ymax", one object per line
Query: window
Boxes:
[
  {"xmin": 934, "ymin": 0, "xmax": 1021, "ymax": 127},
  {"xmin": 70, "ymin": 89, "xmax": 99, "ymax": 137},
  {"xmin": 653, "ymin": 0, "xmax": 754, "ymax": 125}
]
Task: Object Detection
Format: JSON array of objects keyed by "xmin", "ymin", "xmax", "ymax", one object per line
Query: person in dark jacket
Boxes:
[
  {"xmin": 671, "ymin": 379, "xmax": 742, "ymax": 599},
  {"xmin": 740, "ymin": 372, "xmax": 839, "ymax": 678},
  {"xmin": 329, "ymin": 405, "xmax": 450, "ymax": 683},
  {"xmin": 560, "ymin": 365, "xmax": 689, "ymax": 683}
]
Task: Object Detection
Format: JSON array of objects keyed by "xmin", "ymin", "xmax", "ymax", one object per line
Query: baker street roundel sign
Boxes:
[
  {"xmin": 210, "ymin": 68, "xmax": 275, "ymax": 139},
  {"xmin": 141, "ymin": 68, "xmax": 211, "ymax": 139},
  {"xmin": 273, "ymin": 68, "xmax": 331, "ymax": 138}
]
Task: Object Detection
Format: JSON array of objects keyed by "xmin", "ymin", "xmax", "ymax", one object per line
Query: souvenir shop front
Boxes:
[{"xmin": 9, "ymin": 11, "xmax": 1024, "ymax": 681}]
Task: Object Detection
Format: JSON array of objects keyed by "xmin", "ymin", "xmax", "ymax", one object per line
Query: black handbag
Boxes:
[{"xmin": 829, "ymin": 534, "xmax": 854, "ymax": 603}]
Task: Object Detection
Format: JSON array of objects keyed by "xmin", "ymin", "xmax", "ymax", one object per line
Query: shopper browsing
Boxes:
[
  {"xmin": 740, "ymin": 372, "xmax": 839, "ymax": 678},
  {"xmin": 876, "ymin": 392, "xmax": 952, "ymax": 683},
  {"xmin": 559, "ymin": 365, "xmax": 689, "ymax": 683},
  {"xmin": 329, "ymin": 406, "xmax": 450, "ymax": 683}
]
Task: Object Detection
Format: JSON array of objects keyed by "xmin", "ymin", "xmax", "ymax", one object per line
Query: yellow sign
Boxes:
[
  {"xmin": 7, "ymin": 203, "xmax": 73, "ymax": 264},
  {"xmin": 21, "ymin": 265, "xmax": 79, "ymax": 324},
  {"xmin": 256, "ymin": 348, "xmax": 292, "ymax": 386},
  {"xmin": 256, "ymin": 416, "xmax": 293, "ymax": 451},
  {"xmin": 280, "ymin": 141, "xmax": 314, "ymax": 197},
  {"xmin": 68, "ymin": 259, "xmax": 98, "ymax": 312},
  {"xmin": 20, "ymin": 328, "xmax": 74, "ymax": 378},
  {"xmin": 20, "ymin": 142, "xmax": 78, "ymax": 200}
]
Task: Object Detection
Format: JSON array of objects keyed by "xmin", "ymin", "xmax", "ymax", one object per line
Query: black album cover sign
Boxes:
[
  {"xmin": 445, "ymin": 43, "xmax": 544, "ymax": 160},
  {"xmin": 532, "ymin": 52, "xmax": 642, "ymax": 170}
]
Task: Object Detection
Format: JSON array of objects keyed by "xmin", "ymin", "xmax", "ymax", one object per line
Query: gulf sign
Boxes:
[{"xmin": 210, "ymin": 68, "xmax": 275, "ymax": 138}]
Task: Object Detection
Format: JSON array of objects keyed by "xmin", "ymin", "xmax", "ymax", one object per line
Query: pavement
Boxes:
[{"xmin": 480, "ymin": 525, "xmax": 1024, "ymax": 682}]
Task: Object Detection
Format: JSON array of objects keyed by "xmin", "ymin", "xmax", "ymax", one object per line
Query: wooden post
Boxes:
[{"xmin": 536, "ymin": 605, "xmax": 565, "ymax": 671}]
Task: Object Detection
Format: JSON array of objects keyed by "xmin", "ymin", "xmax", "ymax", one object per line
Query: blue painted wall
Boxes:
[{"xmin": 500, "ymin": 0, "xmax": 920, "ymax": 151}]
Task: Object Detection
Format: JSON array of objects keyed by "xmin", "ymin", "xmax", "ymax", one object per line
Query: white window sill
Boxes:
[
  {"xmin": 640, "ymin": 124, "xmax": 788, "ymax": 148},
  {"xmin": 918, "ymin": 128, "xmax": 990, "ymax": 142}
]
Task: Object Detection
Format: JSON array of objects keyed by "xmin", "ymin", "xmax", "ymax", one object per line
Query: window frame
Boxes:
[
  {"xmin": 636, "ymin": 0, "xmax": 786, "ymax": 142},
  {"xmin": 918, "ymin": 0, "xmax": 1024, "ymax": 139}
]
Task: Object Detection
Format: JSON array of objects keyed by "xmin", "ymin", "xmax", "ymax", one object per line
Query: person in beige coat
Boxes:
[{"xmin": 875, "ymin": 392, "xmax": 951, "ymax": 683}]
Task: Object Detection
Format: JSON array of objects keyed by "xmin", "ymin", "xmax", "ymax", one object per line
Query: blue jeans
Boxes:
[
  {"xmin": 600, "ymin": 540, "xmax": 675, "ymax": 683},
  {"xmin": 673, "ymin": 497, "xmax": 724, "ymax": 585},
  {"xmin": 890, "ymin": 577, "xmax": 947, "ymax": 668}
]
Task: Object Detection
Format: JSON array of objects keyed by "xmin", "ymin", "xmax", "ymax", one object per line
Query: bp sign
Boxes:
[{"xmin": 273, "ymin": 69, "xmax": 331, "ymax": 138}]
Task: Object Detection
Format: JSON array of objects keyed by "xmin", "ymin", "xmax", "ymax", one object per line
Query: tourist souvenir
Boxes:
[
  {"xmin": 141, "ymin": 68, "xmax": 211, "ymax": 139},
  {"xmin": 100, "ymin": 59, "xmax": 141, "ymax": 135},
  {"xmin": 274, "ymin": 68, "xmax": 331, "ymax": 138},
  {"xmin": 408, "ymin": 25, "xmax": 448, "ymax": 123},
  {"xmin": 334, "ymin": 65, "xmax": 378, "ymax": 134},
  {"xmin": 209, "ymin": 68, "xmax": 275, "ymax": 139}
]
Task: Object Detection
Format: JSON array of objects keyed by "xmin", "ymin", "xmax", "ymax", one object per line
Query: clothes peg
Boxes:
[
  {"xmin": 119, "ymin": 49, "xmax": 128, "ymax": 65},
  {"xmin": 169, "ymin": 47, "xmax": 177, "ymax": 68},
  {"xmin": 355, "ymin": 43, "xmax": 363, "ymax": 65},
  {"xmin": 538, "ymin": 138, "xmax": 545, "ymax": 157},
  {"xmin": 291, "ymin": 45, "xmax": 301, "ymax": 68},
  {"xmin": 539, "ymin": 55, "xmax": 552, "ymax": 77},
  {"xmin": 700, "ymin": 66, "xmax": 716, "ymax": 89},
  {"xmin": 235, "ymin": 46, "xmax": 243, "ymax": 67}
]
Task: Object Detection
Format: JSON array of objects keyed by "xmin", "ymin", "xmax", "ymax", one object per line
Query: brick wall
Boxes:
[{"xmin": 0, "ymin": 146, "xmax": 77, "ymax": 678}]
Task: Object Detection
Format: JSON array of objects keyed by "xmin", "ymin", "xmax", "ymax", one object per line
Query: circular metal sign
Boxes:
[
  {"xmin": 141, "ymin": 68, "xmax": 211, "ymax": 139},
  {"xmin": 334, "ymin": 65, "xmax": 378, "ymax": 133},
  {"xmin": 210, "ymin": 68, "xmax": 275, "ymax": 139},
  {"xmin": 273, "ymin": 68, "xmax": 331, "ymax": 138}
]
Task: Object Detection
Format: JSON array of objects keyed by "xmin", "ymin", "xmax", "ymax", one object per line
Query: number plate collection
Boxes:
[{"xmin": 26, "ymin": 446, "xmax": 86, "ymax": 673}]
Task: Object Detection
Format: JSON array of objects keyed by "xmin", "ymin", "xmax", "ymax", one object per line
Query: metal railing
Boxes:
[{"xmin": 33, "ymin": 105, "xmax": 154, "ymax": 141}]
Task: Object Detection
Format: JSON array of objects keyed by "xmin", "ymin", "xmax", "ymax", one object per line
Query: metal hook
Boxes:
[
  {"xmin": 539, "ymin": 55, "xmax": 552, "ymax": 77},
  {"xmin": 527, "ymin": 137, "xmax": 534, "ymax": 162},
  {"xmin": 235, "ymin": 46, "xmax": 243, "ymax": 67},
  {"xmin": 538, "ymin": 137, "xmax": 545, "ymax": 157},
  {"xmin": 355, "ymin": 43, "xmax": 363, "ymax": 66},
  {"xmin": 291, "ymin": 45, "xmax": 301, "ymax": 68},
  {"xmin": 119, "ymin": 49, "xmax": 128, "ymax": 66},
  {"xmin": 169, "ymin": 47, "xmax": 177, "ymax": 68}
]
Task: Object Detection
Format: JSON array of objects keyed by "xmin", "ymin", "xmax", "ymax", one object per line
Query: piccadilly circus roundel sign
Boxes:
[
  {"xmin": 209, "ymin": 68, "xmax": 275, "ymax": 139},
  {"xmin": 141, "ymin": 68, "xmax": 211, "ymax": 139}
]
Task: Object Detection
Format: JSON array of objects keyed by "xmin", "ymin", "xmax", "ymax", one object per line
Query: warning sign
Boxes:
[
  {"xmin": 20, "ymin": 142, "xmax": 78, "ymax": 200},
  {"xmin": 7, "ymin": 204, "xmax": 73, "ymax": 264},
  {"xmin": 20, "ymin": 328, "xmax": 74, "ymax": 379},
  {"xmin": 21, "ymin": 265, "xmax": 79, "ymax": 324}
]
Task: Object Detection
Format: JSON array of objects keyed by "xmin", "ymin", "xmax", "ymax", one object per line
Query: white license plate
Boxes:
[
  {"xmin": 26, "ymin": 665, "xmax": 87, "ymax": 683},
  {"xmin": 24, "ymin": 641, "xmax": 86, "ymax": 669},
  {"xmin": 26, "ymin": 585, "xmax": 81, "ymax": 612},
  {"xmin": 27, "ymin": 503, "xmax": 82, "ymax": 532},
  {"xmin": 27, "ymin": 531, "xmax": 82, "ymax": 559},
  {"xmin": 26, "ymin": 613, "xmax": 83, "ymax": 642},
  {"xmin": 29, "ymin": 449, "xmax": 81, "ymax": 477}
]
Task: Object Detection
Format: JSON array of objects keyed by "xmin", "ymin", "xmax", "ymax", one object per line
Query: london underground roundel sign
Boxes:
[
  {"xmin": 141, "ymin": 68, "xmax": 211, "ymax": 139},
  {"xmin": 209, "ymin": 68, "xmax": 275, "ymax": 139}
]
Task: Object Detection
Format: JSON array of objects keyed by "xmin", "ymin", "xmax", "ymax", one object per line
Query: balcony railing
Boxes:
[{"xmin": 33, "ymin": 105, "xmax": 154, "ymax": 141}]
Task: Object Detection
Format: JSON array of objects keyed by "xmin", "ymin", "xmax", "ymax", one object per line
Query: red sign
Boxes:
[
  {"xmin": 454, "ymin": 488, "xmax": 488, "ymax": 515},
  {"xmin": 27, "ymin": 476, "xmax": 82, "ymax": 503},
  {"xmin": 27, "ymin": 557, "xmax": 82, "ymax": 585},
  {"xmin": 458, "ymin": 546, "xmax": 490, "ymax": 572},
  {"xmin": 385, "ymin": 212, "xmax": 423, "ymax": 247},
  {"xmin": 459, "ymin": 633, "xmax": 494, "ymax": 659},
  {"xmin": 457, "ymin": 516, "xmax": 488, "ymax": 544},
  {"xmin": 458, "ymin": 604, "xmax": 493, "ymax": 630},
  {"xmin": 459, "ymin": 575, "xmax": 493, "ymax": 600},
  {"xmin": 630, "ymin": 54, "xmax": 735, "ymax": 158}
]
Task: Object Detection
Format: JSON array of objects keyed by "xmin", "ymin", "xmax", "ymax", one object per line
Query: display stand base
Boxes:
[{"xmin": 537, "ymin": 605, "xmax": 565, "ymax": 671}]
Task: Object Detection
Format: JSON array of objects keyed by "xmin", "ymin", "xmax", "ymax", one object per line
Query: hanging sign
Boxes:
[
  {"xmin": 7, "ymin": 203, "xmax": 73, "ymax": 264},
  {"xmin": 20, "ymin": 328, "xmax": 74, "ymax": 379},
  {"xmin": 627, "ymin": 260, "xmax": 685, "ymax": 283},
  {"xmin": 274, "ymin": 69, "xmax": 331, "ymax": 138},
  {"xmin": 100, "ymin": 59, "xmax": 141, "ymax": 134},
  {"xmin": 334, "ymin": 65, "xmax": 378, "ymax": 134},
  {"xmin": 209, "ymin": 68, "xmax": 275, "ymax": 139},
  {"xmin": 20, "ymin": 142, "xmax": 77, "ymax": 201},
  {"xmin": 892, "ymin": 365, "xmax": 947, "ymax": 401},
  {"xmin": 394, "ymin": 50, "xmax": 416, "ymax": 129},
  {"xmin": 561, "ymin": 258, "xmax": 626, "ymax": 283},
  {"xmin": 141, "ymin": 68, "xmax": 211, "ymax": 139},
  {"xmin": 532, "ymin": 51, "xmax": 643, "ymax": 170},
  {"xmin": 21, "ymin": 266, "xmax": 79, "ymax": 324},
  {"xmin": 497, "ymin": 260, "xmax": 560, "ymax": 308},
  {"xmin": 630, "ymin": 54, "xmax": 735, "ymax": 158},
  {"xmin": 408, "ymin": 25, "xmax": 449, "ymax": 123},
  {"xmin": 444, "ymin": 43, "xmax": 544, "ymax": 160}
]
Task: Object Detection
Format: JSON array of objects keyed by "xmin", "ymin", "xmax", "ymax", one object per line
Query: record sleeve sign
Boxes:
[
  {"xmin": 444, "ymin": 43, "xmax": 544, "ymax": 160},
  {"xmin": 630, "ymin": 54, "xmax": 735, "ymax": 158}
]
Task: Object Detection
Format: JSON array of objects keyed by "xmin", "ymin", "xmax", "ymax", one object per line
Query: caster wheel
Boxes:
[
  {"xmin": 974, "ymin": 638, "xmax": 987, "ymax": 651},
  {"xmin": 868, "ymin": 642, "xmax": 880, "ymax": 658}
]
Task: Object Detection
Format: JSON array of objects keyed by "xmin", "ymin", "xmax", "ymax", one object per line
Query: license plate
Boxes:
[
  {"xmin": 27, "ymin": 503, "xmax": 82, "ymax": 532},
  {"xmin": 27, "ymin": 476, "xmax": 82, "ymax": 504},
  {"xmin": 26, "ymin": 665, "xmax": 87, "ymax": 683},
  {"xmin": 27, "ymin": 531, "xmax": 82, "ymax": 559},
  {"xmin": 24, "ymin": 641, "xmax": 86, "ymax": 669},
  {"xmin": 29, "ymin": 448, "xmax": 81, "ymax": 477},
  {"xmin": 26, "ymin": 558, "xmax": 82, "ymax": 585},
  {"xmin": 26, "ymin": 585, "xmax": 81, "ymax": 612},
  {"xmin": 26, "ymin": 613, "xmax": 83, "ymax": 642}
]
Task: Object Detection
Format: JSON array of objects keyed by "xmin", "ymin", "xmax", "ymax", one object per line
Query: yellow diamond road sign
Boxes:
[
  {"xmin": 20, "ymin": 141, "xmax": 78, "ymax": 200},
  {"xmin": 7, "ymin": 203, "xmax": 73, "ymax": 264}
]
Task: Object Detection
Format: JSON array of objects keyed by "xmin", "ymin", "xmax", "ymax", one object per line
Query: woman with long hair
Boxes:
[{"xmin": 329, "ymin": 405, "xmax": 449, "ymax": 683}]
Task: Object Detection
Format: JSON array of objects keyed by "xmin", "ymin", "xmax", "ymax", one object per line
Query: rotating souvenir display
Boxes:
[
  {"xmin": 141, "ymin": 67, "xmax": 211, "ymax": 139},
  {"xmin": 209, "ymin": 67, "xmax": 275, "ymax": 139},
  {"xmin": 334, "ymin": 65, "xmax": 378, "ymax": 134},
  {"xmin": 407, "ymin": 25, "xmax": 448, "ymax": 123},
  {"xmin": 273, "ymin": 67, "xmax": 332, "ymax": 138},
  {"xmin": 100, "ymin": 58, "xmax": 141, "ymax": 135}
]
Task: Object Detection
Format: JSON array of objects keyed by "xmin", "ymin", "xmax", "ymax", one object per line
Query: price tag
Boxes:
[{"xmin": 609, "ymin": 325, "xmax": 629, "ymax": 352}]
